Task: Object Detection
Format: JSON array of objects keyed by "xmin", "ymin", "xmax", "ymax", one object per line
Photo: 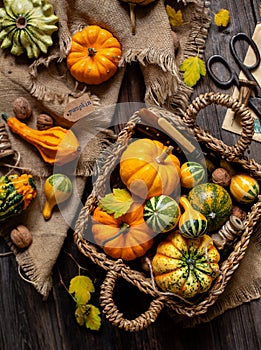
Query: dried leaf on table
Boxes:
[
  {"xmin": 75, "ymin": 304, "xmax": 101, "ymax": 330},
  {"xmin": 179, "ymin": 56, "xmax": 206, "ymax": 87},
  {"xmin": 165, "ymin": 4, "xmax": 184, "ymax": 27},
  {"xmin": 214, "ymin": 9, "xmax": 230, "ymax": 28}
]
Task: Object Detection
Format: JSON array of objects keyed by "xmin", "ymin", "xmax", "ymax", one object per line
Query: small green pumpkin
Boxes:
[
  {"xmin": 178, "ymin": 196, "xmax": 208, "ymax": 238},
  {"xmin": 180, "ymin": 161, "xmax": 206, "ymax": 189},
  {"xmin": 0, "ymin": 173, "xmax": 37, "ymax": 221},
  {"xmin": 0, "ymin": 0, "xmax": 58, "ymax": 58},
  {"xmin": 143, "ymin": 195, "xmax": 180, "ymax": 233},
  {"xmin": 187, "ymin": 183, "xmax": 232, "ymax": 232},
  {"xmin": 229, "ymin": 173, "xmax": 260, "ymax": 204}
]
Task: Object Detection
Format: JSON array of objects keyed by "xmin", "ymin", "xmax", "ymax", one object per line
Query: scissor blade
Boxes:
[{"xmin": 249, "ymin": 97, "xmax": 261, "ymax": 120}]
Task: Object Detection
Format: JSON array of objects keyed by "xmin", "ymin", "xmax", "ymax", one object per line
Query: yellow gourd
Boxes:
[
  {"xmin": 42, "ymin": 174, "xmax": 73, "ymax": 220},
  {"xmin": 2, "ymin": 113, "xmax": 80, "ymax": 165}
]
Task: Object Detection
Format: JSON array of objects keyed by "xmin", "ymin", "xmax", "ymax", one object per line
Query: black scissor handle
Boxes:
[
  {"xmin": 206, "ymin": 54, "xmax": 238, "ymax": 88},
  {"xmin": 230, "ymin": 32, "xmax": 260, "ymax": 71}
]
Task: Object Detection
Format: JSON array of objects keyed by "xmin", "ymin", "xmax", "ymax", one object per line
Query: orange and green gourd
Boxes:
[
  {"xmin": 187, "ymin": 183, "xmax": 232, "ymax": 232},
  {"xmin": 0, "ymin": 173, "xmax": 36, "ymax": 221},
  {"xmin": 178, "ymin": 196, "xmax": 208, "ymax": 238},
  {"xmin": 229, "ymin": 173, "xmax": 260, "ymax": 204},
  {"xmin": 152, "ymin": 231, "xmax": 220, "ymax": 298}
]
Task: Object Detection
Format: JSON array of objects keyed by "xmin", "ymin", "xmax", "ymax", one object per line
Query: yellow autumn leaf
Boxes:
[
  {"xmin": 214, "ymin": 9, "xmax": 230, "ymax": 27},
  {"xmin": 69, "ymin": 275, "xmax": 95, "ymax": 305},
  {"xmin": 180, "ymin": 56, "xmax": 206, "ymax": 87},
  {"xmin": 75, "ymin": 304, "xmax": 101, "ymax": 331},
  {"xmin": 166, "ymin": 4, "xmax": 184, "ymax": 27}
]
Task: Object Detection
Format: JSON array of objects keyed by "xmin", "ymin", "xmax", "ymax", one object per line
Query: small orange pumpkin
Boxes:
[
  {"xmin": 120, "ymin": 138, "xmax": 181, "ymax": 199},
  {"xmin": 92, "ymin": 202, "xmax": 154, "ymax": 261},
  {"xmin": 67, "ymin": 25, "xmax": 122, "ymax": 85}
]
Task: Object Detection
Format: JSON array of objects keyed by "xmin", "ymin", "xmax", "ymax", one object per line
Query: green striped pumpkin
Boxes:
[
  {"xmin": 180, "ymin": 162, "xmax": 206, "ymax": 189},
  {"xmin": 0, "ymin": 174, "xmax": 36, "ymax": 221},
  {"xmin": 179, "ymin": 196, "xmax": 208, "ymax": 238},
  {"xmin": 144, "ymin": 195, "xmax": 180, "ymax": 233},
  {"xmin": 187, "ymin": 183, "xmax": 232, "ymax": 232},
  {"xmin": 230, "ymin": 173, "xmax": 260, "ymax": 204}
]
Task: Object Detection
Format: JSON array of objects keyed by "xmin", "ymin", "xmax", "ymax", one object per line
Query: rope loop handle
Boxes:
[
  {"xmin": 182, "ymin": 92, "xmax": 255, "ymax": 159},
  {"xmin": 100, "ymin": 270, "xmax": 165, "ymax": 332}
]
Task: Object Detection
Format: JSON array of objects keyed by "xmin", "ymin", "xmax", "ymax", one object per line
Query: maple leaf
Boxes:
[
  {"xmin": 214, "ymin": 9, "xmax": 230, "ymax": 28},
  {"xmin": 98, "ymin": 188, "xmax": 133, "ymax": 218},
  {"xmin": 69, "ymin": 275, "xmax": 95, "ymax": 304},
  {"xmin": 166, "ymin": 4, "xmax": 184, "ymax": 27},
  {"xmin": 179, "ymin": 56, "xmax": 206, "ymax": 87},
  {"xmin": 75, "ymin": 304, "xmax": 101, "ymax": 331}
]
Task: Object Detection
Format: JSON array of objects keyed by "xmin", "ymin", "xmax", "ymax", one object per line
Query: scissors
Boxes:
[{"xmin": 206, "ymin": 32, "xmax": 261, "ymax": 119}]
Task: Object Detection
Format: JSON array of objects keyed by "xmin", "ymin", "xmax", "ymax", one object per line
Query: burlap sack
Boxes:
[{"xmin": 0, "ymin": 0, "xmax": 210, "ymax": 297}]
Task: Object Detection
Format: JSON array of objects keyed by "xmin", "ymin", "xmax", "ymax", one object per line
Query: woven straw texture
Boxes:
[{"xmin": 73, "ymin": 92, "xmax": 261, "ymax": 331}]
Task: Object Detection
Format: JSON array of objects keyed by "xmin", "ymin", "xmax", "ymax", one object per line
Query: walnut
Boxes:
[
  {"xmin": 12, "ymin": 97, "xmax": 32, "ymax": 120},
  {"xmin": 212, "ymin": 167, "xmax": 231, "ymax": 187},
  {"xmin": 232, "ymin": 205, "xmax": 247, "ymax": 221},
  {"xmin": 36, "ymin": 113, "xmax": 54, "ymax": 130},
  {"xmin": 10, "ymin": 225, "xmax": 32, "ymax": 249}
]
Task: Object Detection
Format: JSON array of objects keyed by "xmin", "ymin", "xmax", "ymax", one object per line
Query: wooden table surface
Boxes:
[{"xmin": 0, "ymin": 1, "xmax": 261, "ymax": 349}]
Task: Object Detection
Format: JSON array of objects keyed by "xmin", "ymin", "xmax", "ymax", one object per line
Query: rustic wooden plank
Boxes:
[{"xmin": 0, "ymin": 0, "xmax": 260, "ymax": 349}]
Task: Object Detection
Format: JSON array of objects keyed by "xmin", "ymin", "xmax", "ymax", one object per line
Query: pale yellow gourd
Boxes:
[{"xmin": 42, "ymin": 174, "xmax": 73, "ymax": 220}]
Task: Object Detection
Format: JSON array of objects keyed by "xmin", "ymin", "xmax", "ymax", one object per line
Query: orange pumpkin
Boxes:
[
  {"xmin": 92, "ymin": 202, "xmax": 154, "ymax": 261},
  {"xmin": 120, "ymin": 138, "xmax": 181, "ymax": 199},
  {"xmin": 67, "ymin": 25, "xmax": 122, "ymax": 85}
]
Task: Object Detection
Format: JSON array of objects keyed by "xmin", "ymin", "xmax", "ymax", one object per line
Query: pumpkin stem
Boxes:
[
  {"xmin": 16, "ymin": 16, "xmax": 28, "ymax": 29},
  {"xmin": 129, "ymin": 3, "xmax": 136, "ymax": 35},
  {"xmin": 155, "ymin": 146, "xmax": 174, "ymax": 164},
  {"xmin": 101, "ymin": 223, "xmax": 130, "ymax": 246},
  {"xmin": 88, "ymin": 47, "xmax": 97, "ymax": 57}
]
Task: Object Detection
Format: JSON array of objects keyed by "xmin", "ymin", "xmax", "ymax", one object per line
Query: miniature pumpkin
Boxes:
[
  {"xmin": 143, "ymin": 195, "xmax": 181, "ymax": 233},
  {"xmin": 152, "ymin": 231, "xmax": 220, "ymax": 298},
  {"xmin": 178, "ymin": 196, "xmax": 208, "ymax": 238},
  {"xmin": 229, "ymin": 173, "xmax": 260, "ymax": 204},
  {"xmin": 0, "ymin": 0, "xmax": 58, "ymax": 59},
  {"xmin": 92, "ymin": 202, "xmax": 154, "ymax": 261},
  {"xmin": 120, "ymin": 139, "xmax": 181, "ymax": 200},
  {"xmin": 2, "ymin": 113, "xmax": 80, "ymax": 165},
  {"xmin": 187, "ymin": 183, "xmax": 232, "ymax": 232},
  {"xmin": 120, "ymin": 0, "xmax": 157, "ymax": 35},
  {"xmin": 67, "ymin": 25, "xmax": 122, "ymax": 85},
  {"xmin": 0, "ymin": 173, "xmax": 36, "ymax": 221},
  {"xmin": 42, "ymin": 174, "xmax": 73, "ymax": 220},
  {"xmin": 180, "ymin": 161, "xmax": 206, "ymax": 189}
]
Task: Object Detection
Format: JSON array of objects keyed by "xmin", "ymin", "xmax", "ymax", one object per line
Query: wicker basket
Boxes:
[{"xmin": 73, "ymin": 92, "xmax": 261, "ymax": 332}]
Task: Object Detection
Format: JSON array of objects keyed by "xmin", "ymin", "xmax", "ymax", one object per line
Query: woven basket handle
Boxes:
[
  {"xmin": 182, "ymin": 92, "xmax": 255, "ymax": 159},
  {"xmin": 100, "ymin": 270, "xmax": 165, "ymax": 332}
]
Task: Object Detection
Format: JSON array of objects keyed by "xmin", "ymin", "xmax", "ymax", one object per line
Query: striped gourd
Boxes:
[
  {"xmin": 230, "ymin": 173, "xmax": 260, "ymax": 204},
  {"xmin": 178, "ymin": 196, "xmax": 207, "ymax": 238},
  {"xmin": 188, "ymin": 183, "xmax": 232, "ymax": 232},
  {"xmin": 180, "ymin": 162, "xmax": 206, "ymax": 189},
  {"xmin": 0, "ymin": 174, "xmax": 37, "ymax": 221},
  {"xmin": 143, "ymin": 195, "xmax": 180, "ymax": 233}
]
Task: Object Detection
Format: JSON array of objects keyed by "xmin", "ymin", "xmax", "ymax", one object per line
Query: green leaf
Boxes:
[
  {"xmin": 214, "ymin": 9, "xmax": 230, "ymax": 27},
  {"xmin": 69, "ymin": 275, "xmax": 95, "ymax": 304},
  {"xmin": 166, "ymin": 5, "xmax": 184, "ymax": 27},
  {"xmin": 75, "ymin": 304, "xmax": 101, "ymax": 331},
  {"xmin": 180, "ymin": 56, "xmax": 206, "ymax": 87},
  {"xmin": 98, "ymin": 188, "xmax": 133, "ymax": 218}
]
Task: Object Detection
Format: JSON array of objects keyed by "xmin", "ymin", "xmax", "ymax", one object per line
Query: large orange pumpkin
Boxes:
[
  {"xmin": 92, "ymin": 202, "xmax": 154, "ymax": 261},
  {"xmin": 119, "ymin": 138, "xmax": 181, "ymax": 199},
  {"xmin": 67, "ymin": 25, "xmax": 122, "ymax": 85}
]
